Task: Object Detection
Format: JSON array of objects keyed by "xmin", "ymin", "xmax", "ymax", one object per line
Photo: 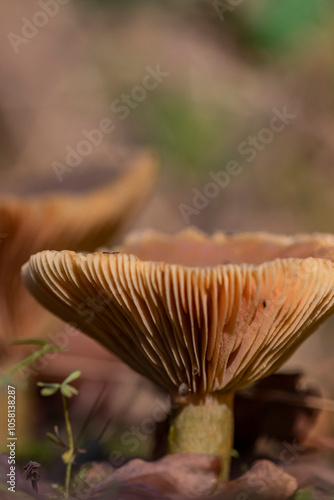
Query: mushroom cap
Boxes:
[
  {"xmin": 22, "ymin": 229, "xmax": 334, "ymax": 395},
  {"xmin": 116, "ymin": 228, "xmax": 334, "ymax": 266},
  {"xmin": 0, "ymin": 152, "xmax": 157, "ymax": 360}
]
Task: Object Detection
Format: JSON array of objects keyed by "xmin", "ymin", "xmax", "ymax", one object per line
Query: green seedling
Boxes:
[{"xmin": 38, "ymin": 371, "xmax": 85, "ymax": 500}]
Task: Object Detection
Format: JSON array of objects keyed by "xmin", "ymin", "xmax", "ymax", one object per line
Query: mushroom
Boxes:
[
  {"xmin": 0, "ymin": 152, "xmax": 157, "ymax": 362},
  {"xmin": 21, "ymin": 229, "xmax": 334, "ymax": 479}
]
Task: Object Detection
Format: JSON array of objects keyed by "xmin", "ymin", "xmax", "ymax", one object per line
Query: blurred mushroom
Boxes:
[
  {"xmin": 0, "ymin": 152, "xmax": 157, "ymax": 363},
  {"xmin": 21, "ymin": 229, "xmax": 334, "ymax": 479}
]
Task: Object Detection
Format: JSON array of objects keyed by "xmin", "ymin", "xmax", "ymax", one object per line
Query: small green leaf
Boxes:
[
  {"xmin": 50, "ymin": 483, "xmax": 64, "ymax": 494},
  {"xmin": 61, "ymin": 384, "xmax": 78, "ymax": 398},
  {"xmin": 37, "ymin": 382, "xmax": 60, "ymax": 391},
  {"xmin": 62, "ymin": 449, "xmax": 74, "ymax": 465},
  {"xmin": 40, "ymin": 386, "xmax": 60, "ymax": 397},
  {"xmin": 293, "ymin": 488, "xmax": 313, "ymax": 500},
  {"xmin": 46, "ymin": 432, "xmax": 66, "ymax": 448},
  {"xmin": 63, "ymin": 370, "xmax": 81, "ymax": 385}
]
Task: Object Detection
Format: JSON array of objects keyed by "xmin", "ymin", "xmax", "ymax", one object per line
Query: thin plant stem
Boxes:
[
  {"xmin": 76, "ymin": 385, "xmax": 106, "ymax": 445},
  {"xmin": 62, "ymin": 394, "xmax": 74, "ymax": 500},
  {"xmin": 96, "ymin": 379, "xmax": 145, "ymax": 444},
  {"xmin": 0, "ymin": 344, "xmax": 62, "ymax": 387}
]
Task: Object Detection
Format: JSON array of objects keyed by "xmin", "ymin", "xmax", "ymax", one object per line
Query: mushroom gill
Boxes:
[{"xmin": 21, "ymin": 229, "xmax": 334, "ymax": 479}]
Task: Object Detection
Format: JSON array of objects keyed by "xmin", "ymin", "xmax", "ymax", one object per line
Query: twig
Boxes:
[{"xmin": 22, "ymin": 461, "xmax": 41, "ymax": 493}]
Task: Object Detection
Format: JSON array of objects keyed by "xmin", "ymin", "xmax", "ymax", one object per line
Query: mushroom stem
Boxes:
[{"xmin": 168, "ymin": 392, "xmax": 234, "ymax": 481}]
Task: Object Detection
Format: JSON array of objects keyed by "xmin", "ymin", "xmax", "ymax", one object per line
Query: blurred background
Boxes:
[{"xmin": 1, "ymin": 0, "xmax": 334, "ymax": 487}]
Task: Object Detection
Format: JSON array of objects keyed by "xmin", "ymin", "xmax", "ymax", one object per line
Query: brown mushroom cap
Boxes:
[
  {"xmin": 116, "ymin": 228, "xmax": 334, "ymax": 266},
  {"xmin": 22, "ymin": 229, "xmax": 334, "ymax": 395},
  {"xmin": 0, "ymin": 152, "xmax": 157, "ymax": 360}
]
